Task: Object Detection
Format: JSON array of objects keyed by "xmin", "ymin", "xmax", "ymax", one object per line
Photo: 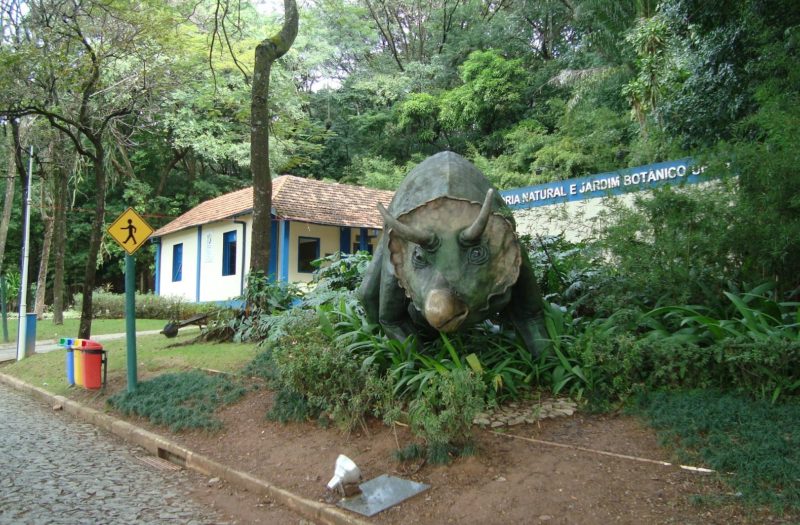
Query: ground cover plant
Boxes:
[
  {"xmin": 107, "ymin": 370, "xmax": 246, "ymax": 431},
  {"xmin": 635, "ymin": 389, "xmax": 800, "ymax": 513}
]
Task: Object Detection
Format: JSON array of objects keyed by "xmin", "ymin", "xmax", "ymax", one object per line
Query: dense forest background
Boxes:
[{"xmin": 0, "ymin": 0, "xmax": 798, "ymax": 315}]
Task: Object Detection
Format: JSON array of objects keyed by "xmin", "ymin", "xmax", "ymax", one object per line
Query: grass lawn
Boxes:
[
  {"xmin": 0, "ymin": 318, "xmax": 168, "ymax": 342},
  {"xmin": 0, "ymin": 331, "xmax": 259, "ymax": 397}
]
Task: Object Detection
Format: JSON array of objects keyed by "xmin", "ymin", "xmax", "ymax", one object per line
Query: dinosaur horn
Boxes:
[
  {"xmin": 378, "ymin": 203, "xmax": 438, "ymax": 249},
  {"xmin": 460, "ymin": 189, "xmax": 494, "ymax": 244}
]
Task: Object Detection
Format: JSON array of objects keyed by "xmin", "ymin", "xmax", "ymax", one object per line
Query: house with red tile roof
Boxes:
[{"xmin": 151, "ymin": 175, "xmax": 394, "ymax": 303}]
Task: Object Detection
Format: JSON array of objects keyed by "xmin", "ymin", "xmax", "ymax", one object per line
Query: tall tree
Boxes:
[{"xmin": 249, "ymin": 0, "xmax": 298, "ymax": 273}]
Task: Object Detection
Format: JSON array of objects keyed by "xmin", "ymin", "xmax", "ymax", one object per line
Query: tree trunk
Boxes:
[
  {"xmin": 78, "ymin": 141, "xmax": 106, "ymax": 339},
  {"xmin": 0, "ymin": 124, "xmax": 17, "ymax": 276},
  {"xmin": 51, "ymin": 162, "xmax": 68, "ymax": 325},
  {"xmin": 250, "ymin": 0, "xmax": 299, "ymax": 274},
  {"xmin": 34, "ymin": 214, "xmax": 53, "ymax": 320}
]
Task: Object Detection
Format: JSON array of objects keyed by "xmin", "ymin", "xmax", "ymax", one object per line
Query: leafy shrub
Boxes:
[
  {"xmin": 2, "ymin": 271, "xmax": 21, "ymax": 310},
  {"xmin": 107, "ymin": 370, "xmax": 246, "ymax": 431},
  {"xmin": 74, "ymin": 290, "xmax": 212, "ymax": 319},
  {"xmin": 407, "ymin": 369, "xmax": 486, "ymax": 464},
  {"xmin": 229, "ymin": 271, "xmax": 302, "ymax": 342},
  {"xmin": 594, "ymin": 184, "xmax": 741, "ymax": 314},
  {"xmin": 269, "ymin": 318, "xmax": 388, "ymax": 431},
  {"xmin": 309, "ymin": 251, "xmax": 372, "ymax": 293}
]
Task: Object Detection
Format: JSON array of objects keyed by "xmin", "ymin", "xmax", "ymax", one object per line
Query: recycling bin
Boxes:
[
  {"xmin": 81, "ymin": 340, "xmax": 106, "ymax": 390},
  {"xmin": 24, "ymin": 313, "xmax": 36, "ymax": 357},
  {"xmin": 65, "ymin": 347, "xmax": 75, "ymax": 386},
  {"xmin": 73, "ymin": 340, "xmax": 85, "ymax": 387},
  {"xmin": 59, "ymin": 338, "xmax": 76, "ymax": 386}
]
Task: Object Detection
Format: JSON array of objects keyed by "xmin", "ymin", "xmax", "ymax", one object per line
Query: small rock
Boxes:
[
  {"xmin": 207, "ymin": 477, "xmax": 220, "ymax": 486},
  {"xmin": 52, "ymin": 404, "xmax": 63, "ymax": 411},
  {"xmin": 490, "ymin": 421, "xmax": 505, "ymax": 428},
  {"xmin": 538, "ymin": 515, "xmax": 553, "ymax": 521},
  {"xmin": 496, "ymin": 476, "xmax": 507, "ymax": 482},
  {"xmin": 473, "ymin": 418, "xmax": 491, "ymax": 426},
  {"xmin": 508, "ymin": 417, "xmax": 526, "ymax": 426}
]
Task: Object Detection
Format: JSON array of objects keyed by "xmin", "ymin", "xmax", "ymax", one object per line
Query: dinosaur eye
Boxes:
[
  {"xmin": 412, "ymin": 246, "xmax": 429, "ymax": 268},
  {"xmin": 467, "ymin": 245, "xmax": 489, "ymax": 265}
]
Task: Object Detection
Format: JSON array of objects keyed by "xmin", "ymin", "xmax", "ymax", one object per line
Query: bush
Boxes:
[
  {"xmin": 74, "ymin": 290, "xmax": 213, "ymax": 319},
  {"xmin": 406, "ymin": 369, "xmax": 486, "ymax": 464},
  {"xmin": 269, "ymin": 317, "xmax": 388, "ymax": 431}
]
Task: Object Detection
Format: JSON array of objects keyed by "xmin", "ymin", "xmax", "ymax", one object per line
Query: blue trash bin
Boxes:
[{"xmin": 25, "ymin": 313, "xmax": 36, "ymax": 357}]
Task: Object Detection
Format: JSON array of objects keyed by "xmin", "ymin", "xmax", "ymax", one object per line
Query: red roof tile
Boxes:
[{"xmin": 152, "ymin": 176, "xmax": 394, "ymax": 237}]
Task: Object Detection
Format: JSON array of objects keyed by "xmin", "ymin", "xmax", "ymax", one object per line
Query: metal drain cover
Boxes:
[
  {"xmin": 338, "ymin": 474, "xmax": 430, "ymax": 517},
  {"xmin": 136, "ymin": 455, "xmax": 182, "ymax": 471}
]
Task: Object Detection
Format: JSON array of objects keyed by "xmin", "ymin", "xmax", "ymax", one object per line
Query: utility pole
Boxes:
[{"xmin": 16, "ymin": 146, "xmax": 33, "ymax": 361}]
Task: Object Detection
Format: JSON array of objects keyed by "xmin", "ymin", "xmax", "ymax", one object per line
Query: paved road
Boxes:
[{"xmin": 0, "ymin": 382, "xmax": 224, "ymax": 525}]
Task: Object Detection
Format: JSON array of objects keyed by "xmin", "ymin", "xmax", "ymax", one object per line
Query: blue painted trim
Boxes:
[
  {"xmin": 340, "ymin": 227, "xmax": 352, "ymax": 254},
  {"xmin": 359, "ymin": 228, "xmax": 369, "ymax": 251},
  {"xmin": 500, "ymin": 158, "xmax": 708, "ymax": 210},
  {"xmin": 279, "ymin": 220, "xmax": 290, "ymax": 282},
  {"xmin": 153, "ymin": 238, "xmax": 161, "ymax": 295},
  {"xmin": 234, "ymin": 220, "xmax": 247, "ymax": 295},
  {"xmin": 196, "ymin": 226, "xmax": 202, "ymax": 302},
  {"xmin": 269, "ymin": 219, "xmax": 278, "ymax": 281}
]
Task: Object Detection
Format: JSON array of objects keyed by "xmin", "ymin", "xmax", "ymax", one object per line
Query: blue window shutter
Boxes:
[
  {"xmin": 172, "ymin": 243, "xmax": 183, "ymax": 282},
  {"xmin": 222, "ymin": 231, "xmax": 237, "ymax": 276}
]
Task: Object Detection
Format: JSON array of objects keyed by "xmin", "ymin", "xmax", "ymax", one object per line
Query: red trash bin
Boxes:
[{"xmin": 80, "ymin": 340, "xmax": 106, "ymax": 390}]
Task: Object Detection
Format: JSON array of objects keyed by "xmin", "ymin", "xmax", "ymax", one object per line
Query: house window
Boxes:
[
  {"xmin": 353, "ymin": 235, "xmax": 374, "ymax": 254},
  {"xmin": 222, "ymin": 230, "xmax": 237, "ymax": 276},
  {"xmin": 172, "ymin": 243, "xmax": 183, "ymax": 282},
  {"xmin": 297, "ymin": 236, "xmax": 320, "ymax": 273}
]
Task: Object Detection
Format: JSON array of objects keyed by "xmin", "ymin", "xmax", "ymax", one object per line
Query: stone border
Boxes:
[{"xmin": 0, "ymin": 372, "xmax": 369, "ymax": 525}]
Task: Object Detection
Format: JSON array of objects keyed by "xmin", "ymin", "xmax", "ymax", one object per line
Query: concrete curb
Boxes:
[{"xmin": 0, "ymin": 372, "xmax": 370, "ymax": 525}]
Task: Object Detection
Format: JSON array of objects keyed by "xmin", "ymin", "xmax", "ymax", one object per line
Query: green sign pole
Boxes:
[{"xmin": 125, "ymin": 253, "xmax": 138, "ymax": 392}]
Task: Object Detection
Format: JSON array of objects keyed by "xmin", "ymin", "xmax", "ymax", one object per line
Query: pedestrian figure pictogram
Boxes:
[
  {"xmin": 107, "ymin": 208, "xmax": 154, "ymax": 255},
  {"xmin": 122, "ymin": 219, "xmax": 138, "ymax": 245}
]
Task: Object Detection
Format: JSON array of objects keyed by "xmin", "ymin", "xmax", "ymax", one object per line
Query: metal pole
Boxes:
[
  {"xmin": 125, "ymin": 253, "xmax": 137, "ymax": 391},
  {"xmin": 16, "ymin": 146, "xmax": 33, "ymax": 361}
]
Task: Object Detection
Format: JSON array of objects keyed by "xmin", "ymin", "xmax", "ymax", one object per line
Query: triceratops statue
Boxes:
[{"xmin": 357, "ymin": 151, "xmax": 547, "ymax": 357}]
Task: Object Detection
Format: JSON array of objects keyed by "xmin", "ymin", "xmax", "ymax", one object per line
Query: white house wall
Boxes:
[
  {"xmin": 198, "ymin": 218, "xmax": 252, "ymax": 302},
  {"xmin": 158, "ymin": 229, "xmax": 198, "ymax": 302},
  {"xmin": 287, "ymin": 221, "xmax": 341, "ymax": 283}
]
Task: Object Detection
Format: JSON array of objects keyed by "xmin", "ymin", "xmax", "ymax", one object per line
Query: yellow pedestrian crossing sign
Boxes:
[{"xmin": 107, "ymin": 207, "xmax": 154, "ymax": 255}]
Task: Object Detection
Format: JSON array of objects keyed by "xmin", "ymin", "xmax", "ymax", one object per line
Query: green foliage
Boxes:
[
  {"xmin": 301, "ymin": 251, "xmax": 373, "ymax": 308},
  {"xmin": 595, "ymin": 183, "xmax": 740, "ymax": 314},
  {"xmin": 107, "ymin": 371, "xmax": 246, "ymax": 432},
  {"xmin": 268, "ymin": 318, "xmax": 387, "ymax": 431},
  {"xmin": 268, "ymin": 388, "xmax": 318, "ymax": 424},
  {"xmin": 407, "ymin": 369, "xmax": 486, "ymax": 464},
  {"xmin": 635, "ymin": 390, "xmax": 800, "ymax": 512},
  {"xmin": 439, "ymin": 50, "xmax": 528, "ymax": 140},
  {"xmin": 229, "ymin": 272, "xmax": 302, "ymax": 342},
  {"xmin": 1, "ymin": 271, "xmax": 21, "ymax": 310},
  {"xmin": 73, "ymin": 291, "xmax": 211, "ymax": 320}
]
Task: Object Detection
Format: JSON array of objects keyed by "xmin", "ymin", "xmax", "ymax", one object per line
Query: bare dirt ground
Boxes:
[
  {"xmin": 98, "ymin": 384, "xmax": 795, "ymax": 525},
  {"xmin": 62, "ymin": 371, "xmax": 798, "ymax": 525}
]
